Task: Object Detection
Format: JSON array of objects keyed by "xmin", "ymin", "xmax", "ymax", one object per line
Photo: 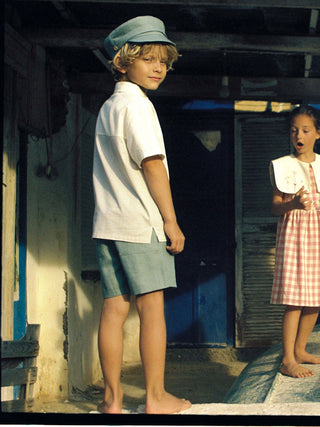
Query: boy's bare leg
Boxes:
[
  {"xmin": 295, "ymin": 307, "xmax": 320, "ymax": 365},
  {"xmin": 98, "ymin": 294, "xmax": 131, "ymax": 414},
  {"xmin": 280, "ymin": 305, "xmax": 314, "ymax": 378},
  {"xmin": 135, "ymin": 290, "xmax": 191, "ymax": 414}
]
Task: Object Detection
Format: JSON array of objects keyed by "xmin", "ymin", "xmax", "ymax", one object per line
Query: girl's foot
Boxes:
[
  {"xmin": 145, "ymin": 391, "xmax": 192, "ymax": 414},
  {"xmin": 295, "ymin": 351, "xmax": 320, "ymax": 365},
  {"xmin": 280, "ymin": 361, "xmax": 314, "ymax": 378}
]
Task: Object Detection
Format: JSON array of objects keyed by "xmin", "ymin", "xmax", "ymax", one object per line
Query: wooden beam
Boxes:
[
  {"xmin": 1, "ymin": 398, "xmax": 35, "ymax": 413},
  {"xmin": 14, "ymin": 0, "xmax": 320, "ymax": 8},
  {"xmin": 1, "ymin": 340, "xmax": 40, "ymax": 359},
  {"xmin": 68, "ymin": 72, "xmax": 320, "ymax": 102},
  {"xmin": 5, "ymin": 23, "xmax": 31, "ymax": 77},
  {"xmin": 304, "ymin": 9, "xmax": 319, "ymax": 77},
  {"xmin": 1, "ymin": 367, "xmax": 38, "ymax": 387},
  {"xmin": 172, "ymin": 33, "xmax": 320, "ymax": 55},
  {"xmin": 23, "ymin": 28, "xmax": 320, "ymax": 55},
  {"xmin": 163, "ymin": 76, "xmax": 320, "ymax": 102}
]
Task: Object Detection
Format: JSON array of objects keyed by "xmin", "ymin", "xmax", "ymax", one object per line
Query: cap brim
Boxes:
[{"xmin": 128, "ymin": 31, "xmax": 175, "ymax": 46}]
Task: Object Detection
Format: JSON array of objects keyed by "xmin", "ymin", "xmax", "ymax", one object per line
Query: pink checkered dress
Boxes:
[{"xmin": 271, "ymin": 165, "xmax": 320, "ymax": 307}]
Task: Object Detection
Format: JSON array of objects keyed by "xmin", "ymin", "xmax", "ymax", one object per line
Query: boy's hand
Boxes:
[
  {"xmin": 164, "ymin": 221, "xmax": 185, "ymax": 255},
  {"xmin": 141, "ymin": 156, "xmax": 185, "ymax": 254}
]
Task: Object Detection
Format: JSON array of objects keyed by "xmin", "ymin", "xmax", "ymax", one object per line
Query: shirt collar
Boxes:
[{"xmin": 114, "ymin": 81, "xmax": 147, "ymax": 98}]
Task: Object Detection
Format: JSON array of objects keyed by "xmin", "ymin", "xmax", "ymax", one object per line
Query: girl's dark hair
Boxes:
[{"xmin": 290, "ymin": 105, "xmax": 320, "ymax": 131}]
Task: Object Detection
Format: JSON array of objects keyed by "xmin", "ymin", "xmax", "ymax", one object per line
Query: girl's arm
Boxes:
[
  {"xmin": 271, "ymin": 185, "xmax": 313, "ymax": 216},
  {"xmin": 141, "ymin": 155, "xmax": 185, "ymax": 255}
]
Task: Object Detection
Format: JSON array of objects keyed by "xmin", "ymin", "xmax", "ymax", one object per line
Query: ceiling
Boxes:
[{"xmin": 5, "ymin": 0, "xmax": 320, "ymax": 102}]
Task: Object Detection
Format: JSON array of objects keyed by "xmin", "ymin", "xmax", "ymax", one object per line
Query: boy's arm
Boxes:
[
  {"xmin": 271, "ymin": 185, "xmax": 312, "ymax": 216},
  {"xmin": 141, "ymin": 155, "xmax": 185, "ymax": 255}
]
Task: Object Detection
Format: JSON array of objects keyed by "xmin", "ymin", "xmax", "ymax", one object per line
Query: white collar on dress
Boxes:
[{"xmin": 271, "ymin": 153, "xmax": 320, "ymax": 194}]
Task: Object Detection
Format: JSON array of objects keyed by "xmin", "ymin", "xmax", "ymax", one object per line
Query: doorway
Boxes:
[{"xmin": 160, "ymin": 110, "xmax": 235, "ymax": 346}]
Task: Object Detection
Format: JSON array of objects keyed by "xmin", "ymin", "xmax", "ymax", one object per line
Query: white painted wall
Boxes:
[
  {"xmin": 26, "ymin": 95, "xmax": 100, "ymax": 398},
  {"xmin": 26, "ymin": 94, "xmax": 141, "ymax": 400}
]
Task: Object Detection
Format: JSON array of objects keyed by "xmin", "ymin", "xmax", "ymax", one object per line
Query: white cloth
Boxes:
[
  {"xmin": 270, "ymin": 153, "xmax": 320, "ymax": 194},
  {"xmin": 92, "ymin": 81, "xmax": 168, "ymax": 243}
]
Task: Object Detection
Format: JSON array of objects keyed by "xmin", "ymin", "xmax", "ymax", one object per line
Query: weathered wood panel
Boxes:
[
  {"xmin": 2, "ymin": 65, "xmax": 19, "ymax": 340},
  {"xmin": 1, "ymin": 340, "xmax": 40, "ymax": 360},
  {"xmin": 1, "ymin": 325, "xmax": 40, "ymax": 413},
  {"xmin": 1, "ymin": 398, "xmax": 34, "ymax": 413},
  {"xmin": 4, "ymin": 23, "xmax": 30, "ymax": 77},
  {"xmin": 1, "ymin": 367, "xmax": 38, "ymax": 387}
]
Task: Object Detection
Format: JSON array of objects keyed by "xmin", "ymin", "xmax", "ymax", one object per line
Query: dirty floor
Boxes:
[{"xmin": 32, "ymin": 347, "xmax": 258, "ymax": 414}]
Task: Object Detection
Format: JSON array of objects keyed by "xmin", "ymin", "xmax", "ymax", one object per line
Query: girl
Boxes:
[{"xmin": 270, "ymin": 105, "xmax": 320, "ymax": 378}]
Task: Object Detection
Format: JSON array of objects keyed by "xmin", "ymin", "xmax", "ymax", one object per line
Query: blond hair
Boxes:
[{"xmin": 110, "ymin": 43, "xmax": 179, "ymax": 81}]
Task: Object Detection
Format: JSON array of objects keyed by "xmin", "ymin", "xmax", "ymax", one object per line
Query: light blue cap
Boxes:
[{"xmin": 104, "ymin": 16, "xmax": 175, "ymax": 59}]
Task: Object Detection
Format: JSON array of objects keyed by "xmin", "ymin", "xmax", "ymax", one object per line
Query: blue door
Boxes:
[
  {"xmin": 14, "ymin": 131, "xmax": 28, "ymax": 340},
  {"xmin": 161, "ymin": 110, "xmax": 235, "ymax": 346}
]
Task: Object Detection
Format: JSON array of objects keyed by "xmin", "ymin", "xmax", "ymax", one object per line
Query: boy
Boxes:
[{"xmin": 92, "ymin": 16, "xmax": 192, "ymax": 414}]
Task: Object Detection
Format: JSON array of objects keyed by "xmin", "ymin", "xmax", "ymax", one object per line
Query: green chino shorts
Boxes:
[{"xmin": 96, "ymin": 231, "xmax": 177, "ymax": 298}]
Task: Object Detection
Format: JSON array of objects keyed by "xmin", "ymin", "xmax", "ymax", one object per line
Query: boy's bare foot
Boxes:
[
  {"xmin": 97, "ymin": 400, "xmax": 122, "ymax": 414},
  {"xmin": 295, "ymin": 351, "xmax": 320, "ymax": 365},
  {"xmin": 145, "ymin": 391, "xmax": 192, "ymax": 414},
  {"xmin": 280, "ymin": 361, "xmax": 314, "ymax": 378},
  {"xmin": 97, "ymin": 388, "xmax": 124, "ymax": 414}
]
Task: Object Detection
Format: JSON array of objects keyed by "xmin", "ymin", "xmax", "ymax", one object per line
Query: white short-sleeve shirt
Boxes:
[{"xmin": 92, "ymin": 81, "xmax": 169, "ymax": 243}]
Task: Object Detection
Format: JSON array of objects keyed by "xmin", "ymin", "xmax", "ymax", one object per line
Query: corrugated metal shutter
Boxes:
[{"xmin": 235, "ymin": 115, "xmax": 291, "ymax": 347}]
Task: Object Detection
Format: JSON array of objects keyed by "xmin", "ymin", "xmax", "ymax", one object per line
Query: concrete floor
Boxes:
[
  {"xmin": 3, "ymin": 330, "xmax": 320, "ymax": 421},
  {"xmin": 31, "ymin": 347, "xmax": 252, "ymax": 414},
  {"xmin": 221, "ymin": 326, "xmax": 320, "ymax": 417}
]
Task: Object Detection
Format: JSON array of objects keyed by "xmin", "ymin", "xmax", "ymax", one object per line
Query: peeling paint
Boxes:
[{"xmin": 62, "ymin": 271, "xmax": 69, "ymax": 361}]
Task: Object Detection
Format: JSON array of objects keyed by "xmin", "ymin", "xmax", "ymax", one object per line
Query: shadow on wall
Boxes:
[{"xmin": 64, "ymin": 275, "xmax": 102, "ymax": 392}]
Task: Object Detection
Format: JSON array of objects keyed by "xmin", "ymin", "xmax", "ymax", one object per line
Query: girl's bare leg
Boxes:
[
  {"xmin": 295, "ymin": 307, "xmax": 320, "ymax": 365},
  {"xmin": 135, "ymin": 290, "xmax": 192, "ymax": 414},
  {"xmin": 281, "ymin": 305, "xmax": 314, "ymax": 378},
  {"xmin": 98, "ymin": 294, "xmax": 131, "ymax": 414}
]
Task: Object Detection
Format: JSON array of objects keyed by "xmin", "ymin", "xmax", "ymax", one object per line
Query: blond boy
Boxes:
[{"xmin": 92, "ymin": 16, "xmax": 192, "ymax": 414}]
